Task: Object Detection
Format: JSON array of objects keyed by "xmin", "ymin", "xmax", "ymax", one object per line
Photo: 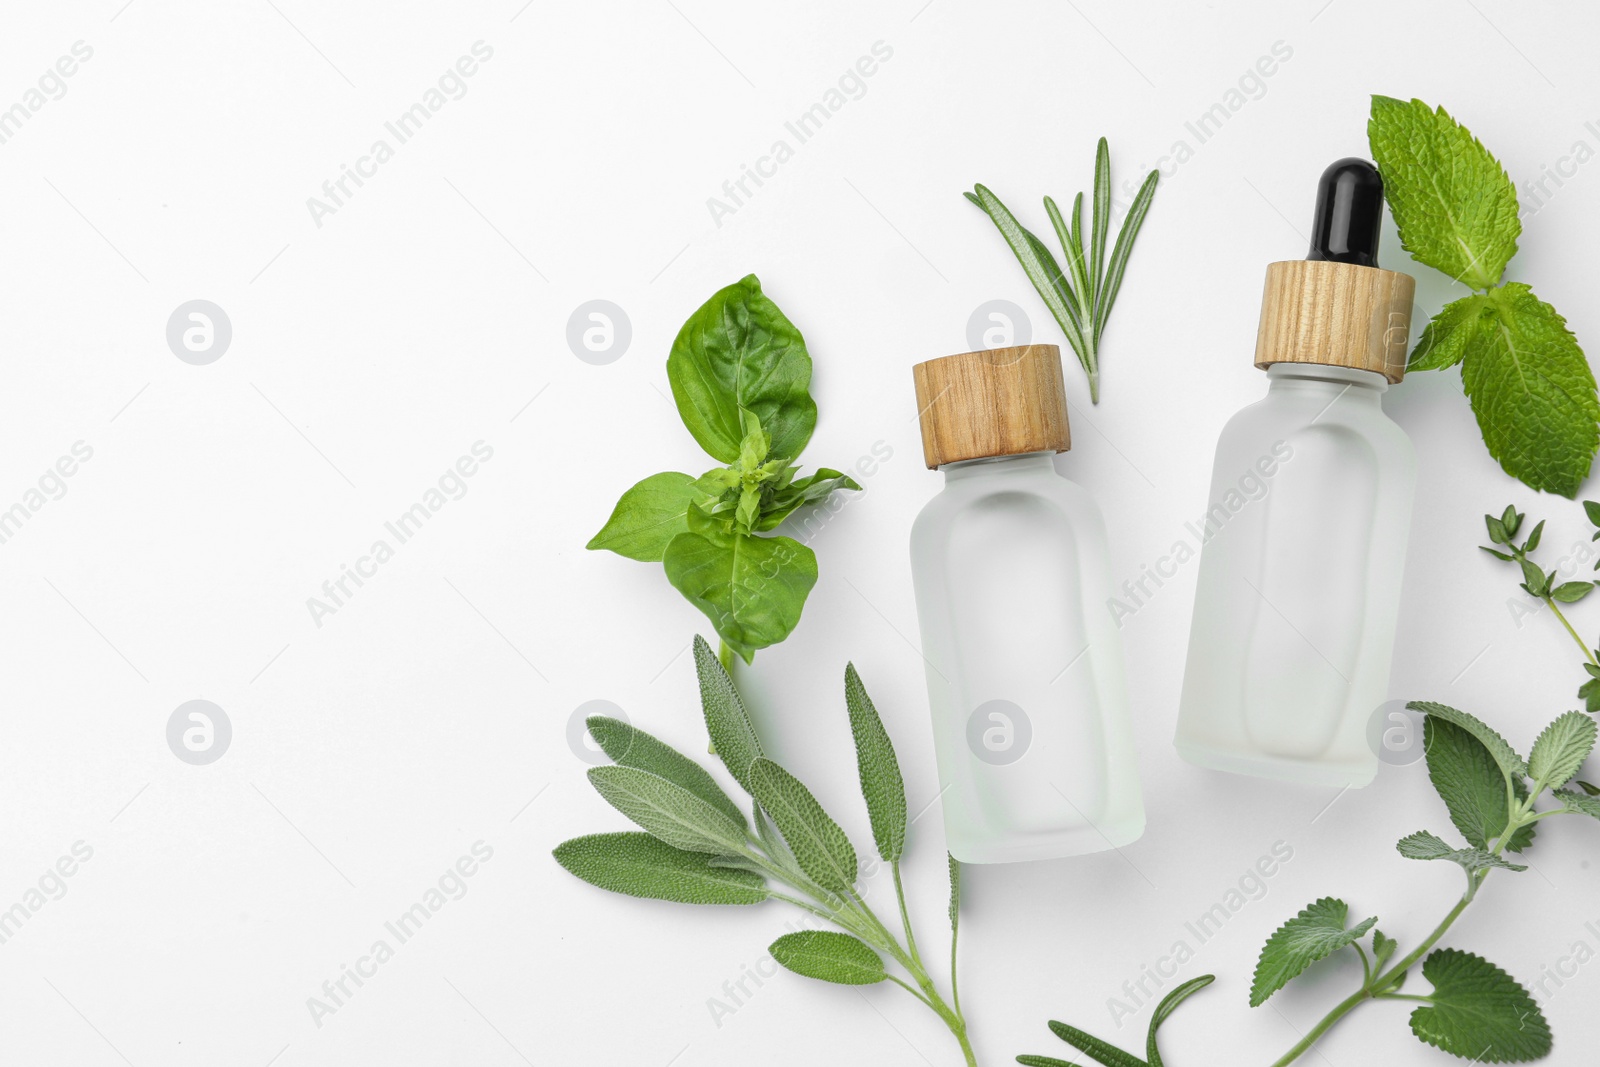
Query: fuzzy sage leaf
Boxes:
[
  {"xmin": 748, "ymin": 757, "xmax": 858, "ymax": 893},
  {"xmin": 769, "ymin": 930, "xmax": 886, "ymax": 986},
  {"xmin": 553, "ymin": 832, "xmax": 767, "ymax": 905},
  {"xmin": 587, "ymin": 715, "xmax": 746, "ymax": 829},
  {"xmin": 844, "ymin": 663, "xmax": 906, "ymax": 864},
  {"xmin": 586, "ymin": 765, "xmax": 751, "ymax": 856}
]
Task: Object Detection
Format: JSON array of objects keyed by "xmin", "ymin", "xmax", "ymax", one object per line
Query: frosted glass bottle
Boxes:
[
  {"xmin": 1174, "ymin": 158, "xmax": 1417, "ymax": 787},
  {"xmin": 909, "ymin": 345, "xmax": 1143, "ymax": 863}
]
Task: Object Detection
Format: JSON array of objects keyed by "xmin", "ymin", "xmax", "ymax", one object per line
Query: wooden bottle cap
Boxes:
[
  {"xmin": 912, "ymin": 344, "xmax": 1071, "ymax": 469},
  {"xmin": 1255, "ymin": 260, "xmax": 1416, "ymax": 383}
]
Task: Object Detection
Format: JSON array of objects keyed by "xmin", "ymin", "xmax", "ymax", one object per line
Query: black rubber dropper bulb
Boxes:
[{"xmin": 1305, "ymin": 157, "xmax": 1384, "ymax": 267}]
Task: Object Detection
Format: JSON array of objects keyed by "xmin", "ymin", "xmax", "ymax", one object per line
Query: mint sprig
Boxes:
[{"xmin": 1369, "ymin": 96, "xmax": 1600, "ymax": 497}]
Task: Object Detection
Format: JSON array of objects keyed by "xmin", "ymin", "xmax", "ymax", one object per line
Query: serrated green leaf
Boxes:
[
  {"xmin": 1410, "ymin": 701, "xmax": 1528, "ymax": 779},
  {"xmin": 1579, "ymin": 678, "xmax": 1600, "ymax": 713},
  {"xmin": 1368, "ymin": 96, "xmax": 1519, "ymax": 289},
  {"xmin": 1412, "ymin": 295, "xmax": 1493, "ymax": 371},
  {"xmin": 1251, "ymin": 898, "xmax": 1378, "ymax": 1007},
  {"xmin": 586, "ymin": 472, "xmax": 700, "ymax": 562},
  {"xmin": 553, "ymin": 832, "xmax": 767, "ymax": 905},
  {"xmin": 1555, "ymin": 786, "xmax": 1600, "ymax": 820},
  {"xmin": 693, "ymin": 634, "xmax": 763, "ymax": 793},
  {"xmin": 1044, "ymin": 1021, "xmax": 1146, "ymax": 1067},
  {"xmin": 587, "ymin": 716, "xmax": 746, "ymax": 829},
  {"xmin": 1147, "ymin": 975, "xmax": 1212, "ymax": 1067},
  {"xmin": 843, "ymin": 663, "xmax": 906, "ymax": 863},
  {"xmin": 587, "ymin": 765, "xmax": 751, "ymax": 856},
  {"xmin": 1461, "ymin": 284, "xmax": 1600, "ymax": 499},
  {"xmin": 1423, "ymin": 716, "xmax": 1536, "ymax": 853},
  {"xmin": 1373, "ymin": 929, "xmax": 1399, "ymax": 971},
  {"xmin": 1395, "ymin": 830, "xmax": 1528, "ymax": 873},
  {"xmin": 666, "ymin": 274, "xmax": 816, "ymax": 465},
  {"xmin": 768, "ymin": 930, "xmax": 885, "ymax": 985},
  {"xmin": 1409, "ymin": 949, "xmax": 1551, "ymax": 1062},
  {"xmin": 748, "ymin": 757, "xmax": 858, "ymax": 893},
  {"xmin": 1528, "ymin": 710, "xmax": 1597, "ymax": 790}
]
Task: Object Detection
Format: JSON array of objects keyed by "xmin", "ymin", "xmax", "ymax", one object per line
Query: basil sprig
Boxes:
[{"xmin": 586, "ymin": 275, "xmax": 859, "ymax": 663}]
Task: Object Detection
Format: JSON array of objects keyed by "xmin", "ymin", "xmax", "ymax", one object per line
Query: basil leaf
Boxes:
[
  {"xmin": 756, "ymin": 468, "xmax": 862, "ymax": 531},
  {"xmin": 586, "ymin": 471, "xmax": 699, "ymax": 562},
  {"xmin": 769, "ymin": 931, "xmax": 885, "ymax": 985},
  {"xmin": 666, "ymin": 274, "xmax": 817, "ymax": 464},
  {"xmin": 553, "ymin": 832, "xmax": 767, "ymax": 905},
  {"xmin": 663, "ymin": 527, "xmax": 817, "ymax": 664}
]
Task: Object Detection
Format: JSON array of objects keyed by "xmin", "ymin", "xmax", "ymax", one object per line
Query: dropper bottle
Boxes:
[{"xmin": 1173, "ymin": 158, "xmax": 1417, "ymax": 788}]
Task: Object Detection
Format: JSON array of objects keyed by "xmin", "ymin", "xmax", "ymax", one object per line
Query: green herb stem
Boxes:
[
  {"xmin": 1543, "ymin": 596, "xmax": 1597, "ymax": 666},
  {"xmin": 1267, "ymin": 985, "xmax": 1372, "ymax": 1067}
]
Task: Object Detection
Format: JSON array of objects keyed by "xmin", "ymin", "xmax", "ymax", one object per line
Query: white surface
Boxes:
[{"xmin": 1, "ymin": 1, "xmax": 1597, "ymax": 1065}]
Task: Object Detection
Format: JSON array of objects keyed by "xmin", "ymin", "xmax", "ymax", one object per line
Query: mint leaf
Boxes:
[
  {"xmin": 1461, "ymin": 284, "xmax": 1599, "ymax": 498},
  {"xmin": 1368, "ymin": 96, "xmax": 1519, "ymax": 289},
  {"xmin": 1409, "ymin": 949, "xmax": 1551, "ymax": 1062},
  {"xmin": 1251, "ymin": 897, "xmax": 1378, "ymax": 1007},
  {"xmin": 769, "ymin": 930, "xmax": 885, "ymax": 985},
  {"xmin": 553, "ymin": 832, "xmax": 767, "ymax": 905},
  {"xmin": 666, "ymin": 274, "xmax": 816, "ymax": 464},
  {"xmin": 1528, "ymin": 710, "xmax": 1598, "ymax": 790},
  {"xmin": 1372, "ymin": 929, "xmax": 1399, "ymax": 971},
  {"xmin": 586, "ymin": 471, "xmax": 700, "ymax": 562},
  {"xmin": 1146, "ymin": 975, "xmax": 1212, "ymax": 1067},
  {"xmin": 748, "ymin": 757, "xmax": 858, "ymax": 893},
  {"xmin": 586, "ymin": 716, "xmax": 747, "ymax": 829},
  {"xmin": 1410, "ymin": 294, "xmax": 1492, "ymax": 371},
  {"xmin": 587, "ymin": 765, "xmax": 751, "ymax": 856},
  {"xmin": 692, "ymin": 634, "xmax": 764, "ymax": 793},
  {"xmin": 1423, "ymin": 716, "xmax": 1536, "ymax": 853},
  {"xmin": 1395, "ymin": 830, "xmax": 1528, "ymax": 874},
  {"xmin": 844, "ymin": 663, "xmax": 907, "ymax": 863},
  {"xmin": 1555, "ymin": 786, "xmax": 1600, "ymax": 820},
  {"xmin": 664, "ymin": 525, "xmax": 818, "ymax": 663},
  {"xmin": 1411, "ymin": 701, "xmax": 1528, "ymax": 779}
]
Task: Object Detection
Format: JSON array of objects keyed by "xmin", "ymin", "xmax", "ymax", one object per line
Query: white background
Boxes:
[{"xmin": 1, "ymin": 1, "xmax": 1597, "ymax": 1065}]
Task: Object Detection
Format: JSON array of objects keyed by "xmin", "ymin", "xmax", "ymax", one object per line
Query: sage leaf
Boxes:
[
  {"xmin": 1410, "ymin": 701, "xmax": 1528, "ymax": 780},
  {"xmin": 665, "ymin": 274, "xmax": 817, "ymax": 465},
  {"xmin": 1423, "ymin": 716, "xmax": 1536, "ymax": 852},
  {"xmin": 587, "ymin": 765, "xmax": 749, "ymax": 856},
  {"xmin": 1251, "ymin": 897, "xmax": 1378, "ymax": 1007},
  {"xmin": 1368, "ymin": 96, "xmax": 1520, "ymax": 289},
  {"xmin": 586, "ymin": 716, "xmax": 746, "ymax": 829},
  {"xmin": 1147, "ymin": 974, "xmax": 1213, "ymax": 1067},
  {"xmin": 1395, "ymin": 830, "xmax": 1528, "ymax": 874},
  {"xmin": 1527, "ymin": 710, "xmax": 1597, "ymax": 790},
  {"xmin": 769, "ymin": 930, "xmax": 885, "ymax": 985},
  {"xmin": 1408, "ymin": 949, "xmax": 1551, "ymax": 1062},
  {"xmin": 1044, "ymin": 1021, "xmax": 1147, "ymax": 1067},
  {"xmin": 844, "ymin": 663, "xmax": 906, "ymax": 863},
  {"xmin": 1460, "ymin": 284, "xmax": 1600, "ymax": 498},
  {"xmin": 692, "ymin": 634, "xmax": 763, "ymax": 793},
  {"xmin": 664, "ymin": 526, "xmax": 818, "ymax": 664},
  {"xmin": 553, "ymin": 832, "xmax": 767, "ymax": 905},
  {"xmin": 586, "ymin": 471, "xmax": 699, "ymax": 562},
  {"xmin": 748, "ymin": 757, "xmax": 858, "ymax": 893}
]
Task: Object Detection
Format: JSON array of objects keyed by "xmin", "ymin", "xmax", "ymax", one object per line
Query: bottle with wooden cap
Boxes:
[
  {"xmin": 1174, "ymin": 158, "xmax": 1417, "ymax": 788},
  {"xmin": 909, "ymin": 344, "xmax": 1143, "ymax": 863}
]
